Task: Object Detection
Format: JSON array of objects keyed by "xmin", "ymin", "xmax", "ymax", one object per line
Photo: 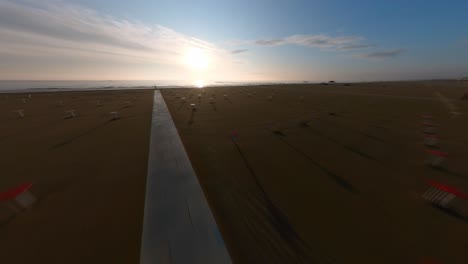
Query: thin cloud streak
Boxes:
[
  {"xmin": 231, "ymin": 49, "xmax": 248, "ymax": 54},
  {"xmin": 254, "ymin": 34, "xmax": 369, "ymax": 50},
  {"xmin": 339, "ymin": 44, "xmax": 375, "ymax": 50},
  {"xmin": 360, "ymin": 49, "xmax": 405, "ymax": 58}
]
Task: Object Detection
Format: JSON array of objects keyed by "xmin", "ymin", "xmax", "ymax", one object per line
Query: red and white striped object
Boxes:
[
  {"xmin": 422, "ymin": 180, "xmax": 468, "ymax": 208},
  {"xmin": 426, "ymin": 149, "xmax": 448, "ymax": 168}
]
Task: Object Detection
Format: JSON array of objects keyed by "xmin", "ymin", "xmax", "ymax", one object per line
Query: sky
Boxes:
[{"xmin": 0, "ymin": 0, "xmax": 467, "ymax": 83}]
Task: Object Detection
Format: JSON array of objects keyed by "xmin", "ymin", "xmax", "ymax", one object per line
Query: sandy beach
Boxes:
[
  {"xmin": 0, "ymin": 90, "xmax": 153, "ymax": 263},
  {"xmin": 162, "ymin": 81, "xmax": 468, "ymax": 263},
  {"xmin": 0, "ymin": 81, "xmax": 467, "ymax": 263}
]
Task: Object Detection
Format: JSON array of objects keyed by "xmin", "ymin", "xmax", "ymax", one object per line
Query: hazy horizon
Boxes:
[{"xmin": 1, "ymin": 0, "xmax": 467, "ymax": 85}]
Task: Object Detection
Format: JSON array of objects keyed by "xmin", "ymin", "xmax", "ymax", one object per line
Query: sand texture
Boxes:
[
  {"xmin": 0, "ymin": 90, "xmax": 153, "ymax": 263},
  {"xmin": 163, "ymin": 81, "xmax": 468, "ymax": 264}
]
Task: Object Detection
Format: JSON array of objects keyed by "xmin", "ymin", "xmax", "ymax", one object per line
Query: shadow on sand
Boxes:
[
  {"xmin": 273, "ymin": 130, "xmax": 359, "ymax": 194},
  {"xmin": 188, "ymin": 110, "xmax": 196, "ymax": 125},
  {"xmin": 430, "ymin": 204, "xmax": 468, "ymax": 223},
  {"xmin": 431, "ymin": 167, "xmax": 466, "ymax": 179},
  {"xmin": 231, "ymin": 139, "xmax": 318, "ymax": 262},
  {"xmin": 51, "ymin": 120, "xmax": 112, "ymax": 149}
]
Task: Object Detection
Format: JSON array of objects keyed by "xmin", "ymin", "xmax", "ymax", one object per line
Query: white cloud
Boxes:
[{"xmin": 0, "ymin": 0, "xmax": 238, "ymax": 79}]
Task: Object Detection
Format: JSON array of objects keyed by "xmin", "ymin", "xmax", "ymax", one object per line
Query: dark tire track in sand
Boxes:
[
  {"xmin": 230, "ymin": 139, "xmax": 335, "ymax": 263},
  {"xmin": 274, "ymin": 133, "xmax": 359, "ymax": 194}
]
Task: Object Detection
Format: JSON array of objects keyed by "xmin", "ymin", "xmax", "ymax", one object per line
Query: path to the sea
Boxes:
[{"xmin": 140, "ymin": 90, "xmax": 231, "ymax": 264}]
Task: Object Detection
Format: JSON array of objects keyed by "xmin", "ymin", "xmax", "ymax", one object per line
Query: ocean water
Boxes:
[{"xmin": 0, "ymin": 80, "xmax": 283, "ymax": 92}]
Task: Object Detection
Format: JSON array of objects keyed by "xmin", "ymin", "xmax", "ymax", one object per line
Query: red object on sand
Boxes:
[
  {"xmin": 426, "ymin": 180, "xmax": 468, "ymax": 199},
  {"xmin": 0, "ymin": 182, "xmax": 33, "ymax": 202},
  {"xmin": 426, "ymin": 149, "xmax": 448, "ymax": 157}
]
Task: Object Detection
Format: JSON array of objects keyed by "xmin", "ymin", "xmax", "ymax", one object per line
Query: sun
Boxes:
[
  {"xmin": 184, "ymin": 47, "xmax": 209, "ymax": 71},
  {"xmin": 194, "ymin": 80, "xmax": 205, "ymax": 88}
]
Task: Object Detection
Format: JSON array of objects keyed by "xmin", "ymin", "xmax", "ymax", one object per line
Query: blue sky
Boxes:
[{"xmin": 0, "ymin": 0, "xmax": 467, "ymax": 82}]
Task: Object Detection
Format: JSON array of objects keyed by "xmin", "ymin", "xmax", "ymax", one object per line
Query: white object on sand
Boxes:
[
  {"xmin": 13, "ymin": 110, "xmax": 24, "ymax": 118},
  {"xmin": 110, "ymin": 111, "xmax": 120, "ymax": 120},
  {"xmin": 190, "ymin": 103, "xmax": 197, "ymax": 110},
  {"xmin": 65, "ymin": 110, "xmax": 76, "ymax": 119}
]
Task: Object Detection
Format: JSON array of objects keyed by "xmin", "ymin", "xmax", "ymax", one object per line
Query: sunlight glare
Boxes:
[
  {"xmin": 194, "ymin": 80, "xmax": 205, "ymax": 88},
  {"xmin": 185, "ymin": 47, "xmax": 209, "ymax": 71}
]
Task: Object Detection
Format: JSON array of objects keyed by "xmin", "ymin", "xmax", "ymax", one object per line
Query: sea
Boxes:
[{"xmin": 0, "ymin": 80, "xmax": 290, "ymax": 93}]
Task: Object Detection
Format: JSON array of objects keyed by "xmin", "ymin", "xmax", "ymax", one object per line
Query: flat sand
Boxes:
[
  {"xmin": 163, "ymin": 81, "xmax": 468, "ymax": 264},
  {"xmin": 0, "ymin": 90, "xmax": 153, "ymax": 263}
]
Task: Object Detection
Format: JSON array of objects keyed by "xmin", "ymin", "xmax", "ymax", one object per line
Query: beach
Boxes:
[
  {"xmin": 0, "ymin": 81, "xmax": 467, "ymax": 263},
  {"xmin": 162, "ymin": 81, "xmax": 468, "ymax": 263},
  {"xmin": 0, "ymin": 90, "xmax": 153, "ymax": 263}
]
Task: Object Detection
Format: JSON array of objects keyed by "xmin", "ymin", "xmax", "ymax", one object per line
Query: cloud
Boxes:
[
  {"xmin": 254, "ymin": 34, "xmax": 369, "ymax": 50},
  {"xmin": 231, "ymin": 49, "xmax": 248, "ymax": 54},
  {"xmin": 0, "ymin": 0, "xmax": 237, "ymax": 79},
  {"xmin": 339, "ymin": 44, "xmax": 375, "ymax": 50},
  {"xmin": 360, "ymin": 49, "xmax": 405, "ymax": 58}
]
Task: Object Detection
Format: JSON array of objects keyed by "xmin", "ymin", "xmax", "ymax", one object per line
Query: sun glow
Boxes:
[
  {"xmin": 194, "ymin": 80, "xmax": 205, "ymax": 88},
  {"xmin": 184, "ymin": 47, "xmax": 210, "ymax": 71}
]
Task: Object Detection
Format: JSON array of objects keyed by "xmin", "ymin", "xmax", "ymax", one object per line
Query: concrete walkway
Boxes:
[{"xmin": 140, "ymin": 90, "xmax": 231, "ymax": 264}]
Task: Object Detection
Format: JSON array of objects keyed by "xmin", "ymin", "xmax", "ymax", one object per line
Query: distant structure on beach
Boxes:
[{"xmin": 460, "ymin": 76, "xmax": 468, "ymax": 81}]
